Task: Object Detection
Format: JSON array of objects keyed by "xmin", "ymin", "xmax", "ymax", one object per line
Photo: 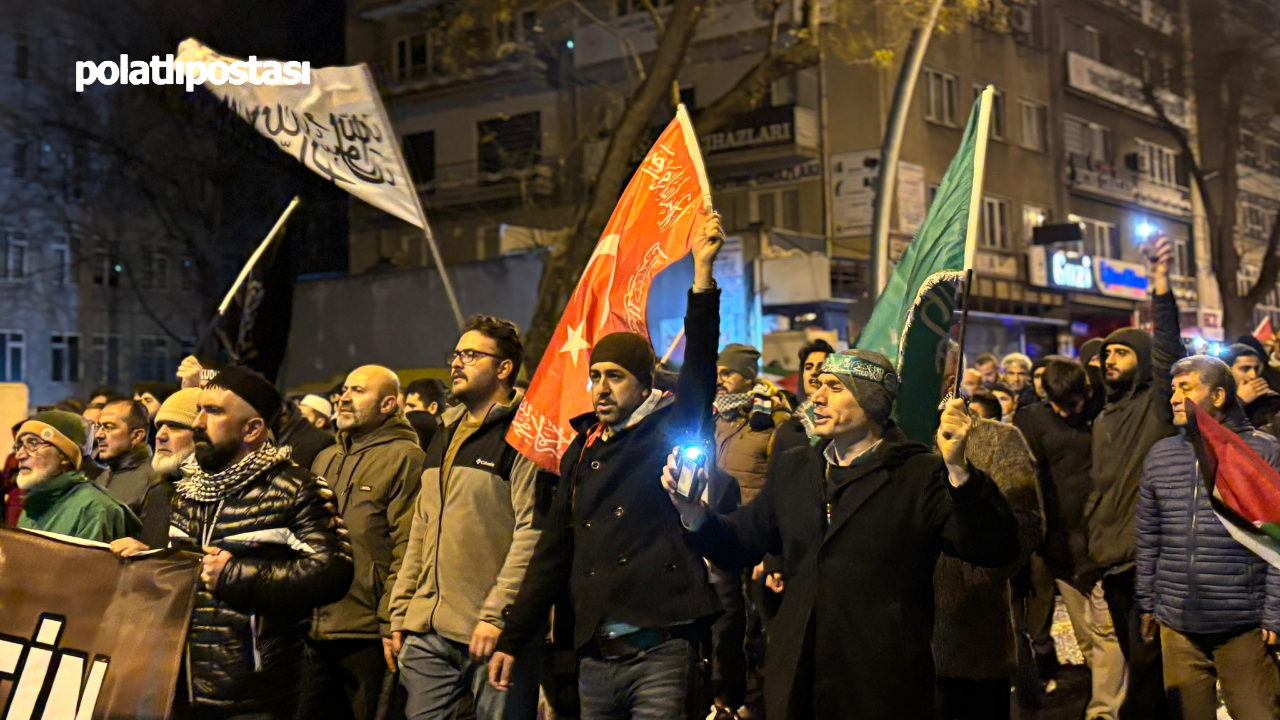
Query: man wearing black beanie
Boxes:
[
  {"xmin": 490, "ymin": 213, "xmax": 725, "ymax": 720},
  {"xmin": 161, "ymin": 364, "xmax": 355, "ymax": 719}
]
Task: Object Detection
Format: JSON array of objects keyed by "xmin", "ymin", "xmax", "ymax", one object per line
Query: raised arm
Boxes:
[
  {"xmin": 672, "ymin": 212, "xmax": 723, "ymax": 437},
  {"xmin": 1148, "ymin": 236, "xmax": 1183, "ymax": 422},
  {"xmin": 675, "ymin": 446, "xmax": 788, "ymax": 573},
  {"xmin": 215, "ymin": 474, "xmax": 355, "ymax": 617}
]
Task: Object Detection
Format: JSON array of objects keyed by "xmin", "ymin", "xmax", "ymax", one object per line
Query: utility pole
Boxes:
[{"xmin": 869, "ymin": 0, "xmax": 947, "ymax": 294}]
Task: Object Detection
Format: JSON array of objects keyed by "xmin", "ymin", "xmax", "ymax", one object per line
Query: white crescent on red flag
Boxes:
[{"xmin": 508, "ymin": 105, "xmax": 712, "ymax": 471}]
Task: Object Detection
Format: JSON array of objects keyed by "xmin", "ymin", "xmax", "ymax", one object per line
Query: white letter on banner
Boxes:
[
  {"xmin": 282, "ymin": 61, "xmax": 301, "ymax": 85},
  {"xmin": 207, "ymin": 60, "xmax": 229, "ymax": 84},
  {"xmin": 229, "ymin": 61, "xmax": 248, "ymax": 85},
  {"xmin": 42, "ymin": 653, "xmax": 110, "ymax": 720}
]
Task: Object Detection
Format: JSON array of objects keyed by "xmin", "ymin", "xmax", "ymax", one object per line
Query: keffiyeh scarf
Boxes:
[{"xmin": 174, "ymin": 443, "xmax": 292, "ymax": 502}]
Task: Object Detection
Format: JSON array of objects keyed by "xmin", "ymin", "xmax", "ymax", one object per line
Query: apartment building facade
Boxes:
[{"xmin": 347, "ymin": 0, "xmax": 1245, "ymax": 366}]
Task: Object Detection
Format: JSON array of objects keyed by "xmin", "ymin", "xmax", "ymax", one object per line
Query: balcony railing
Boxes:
[
  {"xmin": 1068, "ymin": 154, "xmax": 1138, "ymax": 203},
  {"xmin": 1135, "ymin": 178, "xmax": 1192, "ymax": 217},
  {"xmin": 413, "ymin": 158, "xmax": 557, "ymax": 206}
]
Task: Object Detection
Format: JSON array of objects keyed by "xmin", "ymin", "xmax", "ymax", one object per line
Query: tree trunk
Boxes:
[
  {"xmin": 524, "ymin": 0, "xmax": 705, "ymax": 369},
  {"xmin": 692, "ymin": 39, "xmax": 821, "ymax": 134}
]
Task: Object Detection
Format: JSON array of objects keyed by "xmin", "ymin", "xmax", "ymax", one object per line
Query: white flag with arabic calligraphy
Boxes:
[{"xmin": 176, "ymin": 38, "xmax": 424, "ymax": 228}]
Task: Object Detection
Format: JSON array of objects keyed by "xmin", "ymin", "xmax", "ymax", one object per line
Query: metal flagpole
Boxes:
[
  {"xmin": 218, "ymin": 196, "xmax": 301, "ymax": 316},
  {"xmin": 360, "ymin": 65, "xmax": 466, "ymax": 332},
  {"xmin": 195, "ymin": 196, "xmax": 301, "ymax": 354},
  {"xmin": 952, "ymin": 86, "xmax": 996, "ymax": 398}
]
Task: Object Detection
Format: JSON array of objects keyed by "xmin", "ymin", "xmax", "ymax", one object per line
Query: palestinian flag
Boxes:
[{"xmin": 1186, "ymin": 401, "xmax": 1280, "ymax": 569}]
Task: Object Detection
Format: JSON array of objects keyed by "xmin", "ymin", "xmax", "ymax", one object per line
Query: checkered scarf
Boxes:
[{"xmin": 174, "ymin": 442, "xmax": 292, "ymax": 503}]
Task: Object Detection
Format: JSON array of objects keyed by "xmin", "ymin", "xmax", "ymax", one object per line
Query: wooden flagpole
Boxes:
[{"xmin": 953, "ymin": 86, "xmax": 995, "ymax": 399}]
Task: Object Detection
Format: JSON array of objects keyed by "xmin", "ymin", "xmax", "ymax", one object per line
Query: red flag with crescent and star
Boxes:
[{"xmin": 508, "ymin": 105, "xmax": 713, "ymax": 471}]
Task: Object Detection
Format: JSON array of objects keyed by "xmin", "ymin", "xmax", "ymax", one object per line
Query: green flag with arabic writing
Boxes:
[{"xmin": 856, "ymin": 92, "xmax": 990, "ymax": 443}]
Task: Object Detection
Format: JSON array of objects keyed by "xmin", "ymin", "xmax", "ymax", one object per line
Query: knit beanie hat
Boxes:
[
  {"xmin": 17, "ymin": 410, "xmax": 87, "ymax": 469},
  {"xmin": 202, "ymin": 365, "xmax": 283, "ymax": 423},
  {"xmin": 1079, "ymin": 338, "xmax": 1103, "ymax": 365},
  {"xmin": 717, "ymin": 344, "xmax": 761, "ymax": 382},
  {"xmin": 155, "ymin": 387, "xmax": 201, "ymax": 428},
  {"xmin": 591, "ymin": 332, "xmax": 656, "ymax": 389}
]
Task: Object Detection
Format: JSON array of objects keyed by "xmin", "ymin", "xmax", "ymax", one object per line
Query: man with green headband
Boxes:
[{"xmin": 662, "ymin": 349, "xmax": 1019, "ymax": 719}]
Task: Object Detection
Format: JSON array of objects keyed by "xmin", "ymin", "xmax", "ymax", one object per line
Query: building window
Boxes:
[
  {"xmin": 1022, "ymin": 204, "xmax": 1051, "ymax": 243},
  {"xmin": 1019, "ymin": 100, "xmax": 1047, "ymax": 152},
  {"xmin": 923, "ymin": 68, "xmax": 959, "ymax": 127},
  {"xmin": 496, "ymin": 9, "xmax": 538, "ymax": 44},
  {"xmin": 403, "ymin": 131, "xmax": 435, "ymax": 184},
  {"xmin": 137, "ymin": 336, "xmax": 170, "ymax": 382},
  {"xmin": 1136, "ymin": 139, "xmax": 1182, "ymax": 188},
  {"xmin": 679, "ymin": 86, "xmax": 697, "ymax": 111},
  {"xmin": 13, "ymin": 40, "xmax": 29, "ymax": 80},
  {"xmin": 4, "ymin": 232, "xmax": 27, "ymax": 280},
  {"xmin": 1238, "ymin": 202, "xmax": 1277, "ymax": 238},
  {"xmin": 973, "ymin": 85, "xmax": 1005, "ymax": 140},
  {"xmin": 90, "ymin": 334, "xmax": 120, "ymax": 385},
  {"xmin": 477, "ymin": 112, "xmax": 541, "ymax": 175},
  {"xmin": 1172, "ymin": 235, "xmax": 1191, "ymax": 279},
  {"xmin": 1064, "ymin": 20, "xmax": 1103, "ymax": 62},
  {"xmin": 1065, "ymin": 115, "xmax": 1112, "ymax": 167},
  {"xmin": 0, "ymin": 331, "xmax": 24, "ymax": 382},
  {"xmin": 153, "ymin": 253, "xmax": 170, "ymax": 292},
  {"xmin": 1263, "ymin": 140, "xmax": 1280, "ymax": 175},
  {"xmin": 980, "ymin": 196, "xmax": 1010, "ymax": 250},
  {"xmin": 1241, "ymin": 129, "xmax": 1259, "ymax": 167},
  {"xmin": 12, "ymin": 140, "xmax": 27, "ymax": 178},
  {"xmin": 1076, "ymin": 217, "xmax": 1120, "ymax": 259},
  {"xmin": 50, "ymin": 242, "xmax": 70, "ymax": 285},
  {"xmin": 750, "ymin": 189, "xmax": 803, "ymax": 231},
  {"xmin": 92, "ymin": 241, "xmax": 118, "ymax": 287},
  {"xmin": 393, "ymin": 32, "xmax": 440, "ymax": 82},
  {"xmin": 51, "ymin": 333, "xmax": 80, "ymax": 383}
]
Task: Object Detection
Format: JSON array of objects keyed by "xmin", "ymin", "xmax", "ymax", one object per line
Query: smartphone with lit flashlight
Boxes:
[{"xmin": 675, "ymin": 445, "xmax": 707, "ymax": 502}]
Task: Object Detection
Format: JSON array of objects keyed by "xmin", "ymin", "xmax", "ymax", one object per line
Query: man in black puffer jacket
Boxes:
[{"xmin": 169, "ymin": 366, "xmax": 355, "ymax": 720}]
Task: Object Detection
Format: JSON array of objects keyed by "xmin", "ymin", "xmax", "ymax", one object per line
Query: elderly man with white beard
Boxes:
[
  {"xmin": 15, "ymin": 409, "xmax": 138, "ymax": 542},
  {"xmin": 111, "ymin": 387, "xmax": 201, "ymax": 554}
]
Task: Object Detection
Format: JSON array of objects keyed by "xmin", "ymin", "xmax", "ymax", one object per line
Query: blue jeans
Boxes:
[
  {"xmin": 578, "ymin": 638, "xmax": 698, "ymax": 720},
  {"xmin": 397, "ymin": 633, "xmax": 539, "ymax": 720}
]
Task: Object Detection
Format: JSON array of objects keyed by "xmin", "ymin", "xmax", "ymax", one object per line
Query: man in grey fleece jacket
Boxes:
[{"xmin": 387, "ymin": 315, "xmax": 543, "ymax": 720}]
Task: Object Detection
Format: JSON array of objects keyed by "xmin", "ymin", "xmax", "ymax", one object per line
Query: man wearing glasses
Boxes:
[
  {"xmin": 387, "ymin": 315, "xmax": 546, "ymax": 720},
  {"xmin": 14, "ymin": 409, "xmax": 138, "ymax": 542}
]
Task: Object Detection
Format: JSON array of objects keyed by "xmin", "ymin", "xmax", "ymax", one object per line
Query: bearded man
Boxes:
[
  {"xmin": 167, "ymin": 365, "xmax": 354, "ymax": 719},
  {"xmin": 15, "ymin": 410, "xmax": 138, "ymax": 542}
]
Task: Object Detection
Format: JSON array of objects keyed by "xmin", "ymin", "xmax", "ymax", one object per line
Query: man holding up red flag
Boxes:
[{"xmin": 489, "ymin": 211, "xmax": 724, "ymax": 720}]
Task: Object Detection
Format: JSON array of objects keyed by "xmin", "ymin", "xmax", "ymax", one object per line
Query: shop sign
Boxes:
[
  {"xmin": 975, "ymin": 250, "xmax": 1019, "ymax": 279},
  {"xmin": 1095, "ymin": 257, "xmax": 1149, "ymax": 300},
  {"xmin": 1066, "ymin": 52, "xmax": 1190, "ymax": 129},
  {"xmin": 1029, "ymin": 246, "xmax": 1149, "ymax": 301}
]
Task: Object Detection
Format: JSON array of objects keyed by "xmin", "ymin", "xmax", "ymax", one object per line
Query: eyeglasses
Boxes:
[
  {"xmin": 448, "ymin": 349, "xmax": 501, "ymax": 366},
  {"xmin": 12, "ymin": 436, "xmax": 52, "ymax": 456}
]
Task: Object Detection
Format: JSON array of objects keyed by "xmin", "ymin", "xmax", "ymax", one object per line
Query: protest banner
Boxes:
[
  {"xmin": 0, "ymin": 528, "xmax": 198, "ymax": 720},
  {"xmin": 508, "ymin": 105, "xmax": 713, "ymax": 471}
]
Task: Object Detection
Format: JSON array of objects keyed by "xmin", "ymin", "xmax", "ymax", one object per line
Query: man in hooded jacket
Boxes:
[{"xmin": 1084, "ymin": 236, "xmax": 1183, "ymax": 719}]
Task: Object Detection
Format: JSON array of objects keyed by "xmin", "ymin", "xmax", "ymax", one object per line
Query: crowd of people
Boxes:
[{"xmin": 1, "ymin": 221, "xmax": 1279, "ymax": 720}]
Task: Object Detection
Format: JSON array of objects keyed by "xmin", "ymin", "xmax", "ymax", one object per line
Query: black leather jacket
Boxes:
[{"xmin": 169, "ymin": 458, "xmax": 354, "ymax": 713}]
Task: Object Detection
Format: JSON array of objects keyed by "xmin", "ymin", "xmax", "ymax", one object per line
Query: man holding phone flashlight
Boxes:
[
  {"xmin": 488, "ymin": 211, "xmax": 725, "ymax": 719},
  {"xmin": 661, "ymin": 349, "xmax": 1020, "ymax": 719}
]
